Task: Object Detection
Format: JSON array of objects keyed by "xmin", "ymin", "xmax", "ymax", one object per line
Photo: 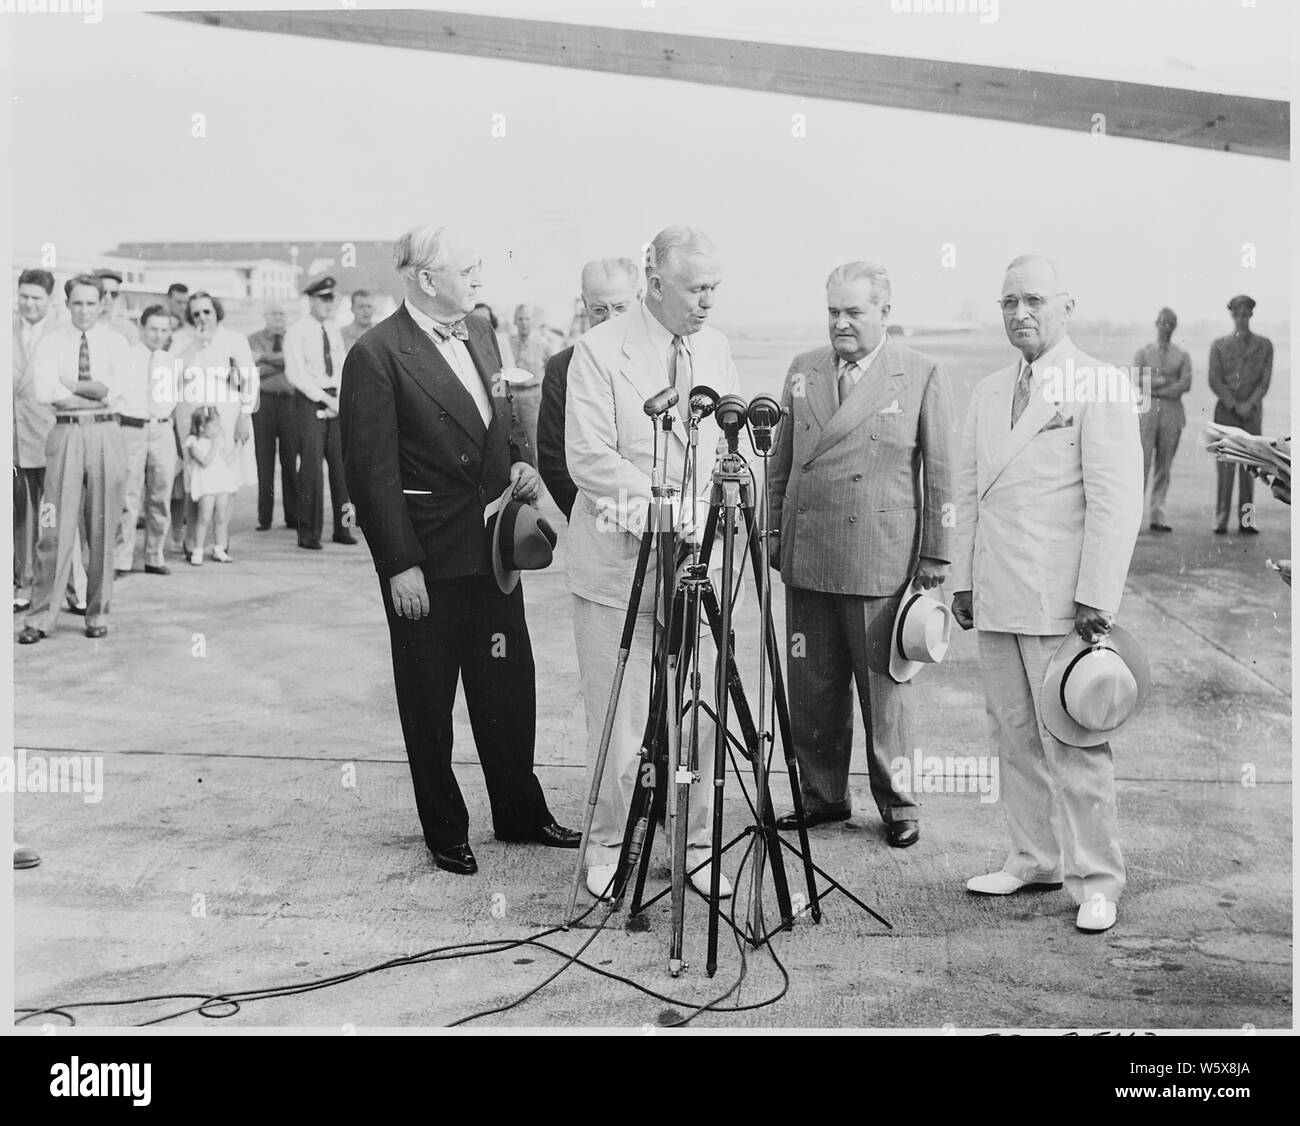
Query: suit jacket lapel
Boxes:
[
  {"xmin": 805, "ymin": 349, "xmax": 838, "ymax": 432},
  {"xmin": 979, "ymin": 360, "xmax": 1064, "ymax": 498},
  {"xmin": 811, "ymin": 340, "xmax": 910, "ymax": 460},
  {"xmin": 393, "ymin": 305, "xmax": 487, "ymax": 447}
]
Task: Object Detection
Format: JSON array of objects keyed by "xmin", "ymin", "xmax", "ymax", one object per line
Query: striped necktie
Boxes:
[
  {"xmin": 837, "ymin": 361, "xmax": 857, "ymax": 406},
  {"xmin": 1010, "ymin": 363, "xmax": 1032, "ymax": 428},
  {"xmin": 78, "ymin": 333, "xmax": 91, "ymax": 382}
]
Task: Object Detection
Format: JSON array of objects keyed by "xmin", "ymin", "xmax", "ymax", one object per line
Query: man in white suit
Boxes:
[
  {"xmin": 566, "ymin": 226, "xmax": 740, "ymax": 902},
  {"xmin": 950, "ymin": 255, "xmax": 1143, "ymax": 933}
]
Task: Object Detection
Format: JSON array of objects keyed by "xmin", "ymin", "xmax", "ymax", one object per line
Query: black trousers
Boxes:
[
  {"xmin": 294, "ymin": 392, "xmax": 349, "ymax": 545},
  {"xmin": 252, "ymin": 392, "xmax": 300, "ymax": 527},
  {"xmin": 382, "ymin": 571, "xmax": 552, "ymax": 852}
]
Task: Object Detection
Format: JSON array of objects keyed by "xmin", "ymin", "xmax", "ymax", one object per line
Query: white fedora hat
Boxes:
[
  {"xmin": 1040, "ymin": 624, "xmax": 1151, "ymax": 747},
  {"xmin": 888, "ymin": 582, "xmax": 953, "ymax": 683}
]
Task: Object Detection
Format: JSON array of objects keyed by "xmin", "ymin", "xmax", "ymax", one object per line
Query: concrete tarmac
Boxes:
[{"xmin": 9, "ymin": 419, "xmax": 1291, "ymax": 1030}]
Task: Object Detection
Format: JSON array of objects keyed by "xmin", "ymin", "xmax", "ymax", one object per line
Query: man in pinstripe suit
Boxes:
[{"xmin": 767, "ymin": 262, "xmax": 955, "ymax": 848}]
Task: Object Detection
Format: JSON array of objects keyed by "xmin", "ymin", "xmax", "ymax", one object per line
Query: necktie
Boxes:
[
  {"xmin": 837, "ymin": 362, "xmax": 857, "ymax": 407},
  {"xmin": 669, "ymin": 336, "xmax": 692, "ymax": 423},
  {"xmin": 1010, "ymin": 363, "xmax": 1033, "ymax": 428},
  {"xmin": 271, "ymin": 332, "xmax": 283, "ymax": 353},
  {"xmin": 78, "ymin": 332, "xmax": 91, "ymax": 382},
  {"xmin": 431, "ymin": 319, "xmax": 469, "ymax": 343},
  {"xmin": 322, "ymin": 325, "xmax": 334, "ymax": 379}
]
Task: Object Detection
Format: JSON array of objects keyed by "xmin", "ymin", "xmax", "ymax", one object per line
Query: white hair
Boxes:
[
  {"xmin": 645, "ymin": 226, "xmax": 716, "ymax": 276},
  {"xmin": 1004, "ymin": 254, "xmax": 1072, "ymax": 295},
  {"xmin": 826, "ymin": 261, "xmax": 891, "ymax": 305},
  {"xmin": 393, "ymin": 224, "xmax": 455, "ymax": 282},
  {"xmin": 580, "ymin": 257, "xmax": 643, "ymax": 299}
]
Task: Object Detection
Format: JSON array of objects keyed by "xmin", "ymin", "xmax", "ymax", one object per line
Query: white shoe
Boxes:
[
  {"xmin": 688, "ymin": 861, "xmax": 733, "ymax": 899},
  {"xmin": 188, "ymin": 551, "xmax": 203, "ymax": 567},
  {"xmin": 966, "ymin": 870, "xmax": 1063, "ymax": 896},
  {"xmin": 1076, "ymin": 898, "xmax": 1118, "ymax": 932},
  {"xmin": 211, "ymin": 547, "xmax": 233, "ymax": 563},
  {"xmin": 586, "ymin": 863, "xmax": 618, "ymax": 902}
]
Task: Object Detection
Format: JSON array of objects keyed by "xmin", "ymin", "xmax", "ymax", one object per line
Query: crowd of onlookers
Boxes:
[{"xmin": 11, "ymin": 265, "xmax": 578, "ymax": 641}]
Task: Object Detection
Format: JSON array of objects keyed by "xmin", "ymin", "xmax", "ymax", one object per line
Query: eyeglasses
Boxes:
[
  {"xmin": 103, "ymin": 289, "xmax": 119, "ymax": 298},
  {"xmin": 192, "ymin": 307, "xmax": 216, "ymax": 317},
  {"xmin": 998, "ymin": 293, "xmax": 1067, "ymax": 314}
]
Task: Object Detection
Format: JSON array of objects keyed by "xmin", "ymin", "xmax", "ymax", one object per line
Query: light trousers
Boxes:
[{"xmin": 977, "ymin": 630, "xmax": 1125, "ymax": 904}]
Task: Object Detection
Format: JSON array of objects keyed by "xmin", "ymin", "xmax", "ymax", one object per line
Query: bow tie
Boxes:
[{"xmin": 430, "ymin": 319, "xmax": 469, "ymax": 343}]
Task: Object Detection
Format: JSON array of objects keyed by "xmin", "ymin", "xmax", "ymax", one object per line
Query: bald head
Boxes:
[{"xmin": 580, "ymin": 258, "xmax": 642, "ymax": 328}]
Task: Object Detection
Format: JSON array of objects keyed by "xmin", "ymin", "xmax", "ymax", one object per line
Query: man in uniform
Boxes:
[
  {"xmin": 284, "ymin": 275, "xmax": 355, "ymax": 549},
  {"xmin": 1209, "ymin": 294, "xmax": 1273, "ymax": 535},
  {"xmin": 1133, "ymin": 308, "xmax": 1192, "ymax": 533}
]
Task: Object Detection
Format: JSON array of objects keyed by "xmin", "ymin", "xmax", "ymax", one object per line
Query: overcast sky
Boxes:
[{"xmin": 5, "ymin": 0, "xmax": 1291, "ymax": 330}]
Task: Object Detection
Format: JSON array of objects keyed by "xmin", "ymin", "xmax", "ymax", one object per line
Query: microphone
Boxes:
[
  {"xmin": 714, "ymin": 394, "xmax": 748, "ymax": 453},
  {"xmin": 643, "ymin": 387, "xmax": 679, "ymax": 417},
  {"xmin": 687, "ymin": 384, "xmax": 719, "ymax": 421},
  {"xmin": 746, "ymin": 393, "xmax": 784, "ymax": 453}
]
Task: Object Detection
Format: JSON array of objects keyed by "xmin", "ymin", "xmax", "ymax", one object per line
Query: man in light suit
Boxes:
[
  {"xmin": 950, "ymin": 255, "xmax": 1143, "ymax": 933},
  {"xmin": 766, "ymin": 262, "xmax": 954, "ymax": 848},
  {"xmin": 340, "ymin": 223, "xmax": 579, "ymax": 876},
  {"xmin": 566, "ymin": 226, "xmax": 740, "ymax": 901}
]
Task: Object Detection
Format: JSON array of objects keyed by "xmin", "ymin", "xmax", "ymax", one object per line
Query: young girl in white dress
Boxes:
[{"xmin": 184, "ymin": 406, "xmax": 240, "ymax": 565}]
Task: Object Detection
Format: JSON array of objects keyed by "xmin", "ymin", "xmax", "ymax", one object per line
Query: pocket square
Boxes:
[
  {"xmin": 879, "ymin": 399, "xmax": 903, "ymax": 415},
  {"xmin": 1039, "ymin": 411, "xmax": 1074, "ymax": 433}
]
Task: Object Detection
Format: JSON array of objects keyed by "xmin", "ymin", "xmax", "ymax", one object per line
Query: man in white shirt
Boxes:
[
  {"xmin": 19, "ymin": 275, "xmax": 130, "ymax": 643},
  {"xmin": 284, "ymin": 275, "xmax": 355, "ymax": 550},
  {"xmin": 94, "ymin": 268, "xmax": 140, "ymax": 345},
  {"xmin": 114, "ymin": 305, "xmax": 179, "ymax": 577},
  {"xmin": 13, "ymin": 267, "xmax": 87, "ymax": 614}
]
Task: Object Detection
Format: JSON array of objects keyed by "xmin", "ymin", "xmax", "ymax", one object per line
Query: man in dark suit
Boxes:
[
  {"xmin": 340, "ymin": 223, "xmax": 579, "ymax": 875},
  {"xmin": 766, "ymin": 261, "xmax": 954, "ymax": 848},
  {"xmin": 536, "ymin": 257, "xmax": 642, "ymax": 519}
]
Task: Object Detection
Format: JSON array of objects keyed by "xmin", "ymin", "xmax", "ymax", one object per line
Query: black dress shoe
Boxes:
[
  {"xmin": 256, "ymin": 522, "xmax": 271, "ymax": 532},
  {"xmin": 1239, "ymin": 525, "xmax": 1260, "ymax": 536},
  {"xmin": 66, "ymin": 601, "xmax": 87, "ymax": 616},
  {"xmin": 298, "ymin": 540, "xmax": 324, "ymax": 551},
  {"xmin": 431, "ymin": 842, "xmax": 477, "ymax": 875},
  {"xmin": 144, "ymin": 564, "xmax": 171, "ymax": 576},
  {"xmin": 17, "ymin": 626, "xmax": 45, "ymax": 645},
  {"xmin": 114, "ymin": 569, "xmax": 131, "ymax": 579},
  {"xmin": 775, "ymin": 808, "xmax": 850, "ymax": 831},
  {"xmin": 332, "ymin": 531, "xmax": 358, "ymax": 545},
  {"xmin": 1149, "ymin": 522, "xmax": 1172, "ymax": 533},
  {"xmin": 498, "ymin": 819, "xmax": 582, "ymax": 848},
  {"xmin": 1213, "ymin": 526, "xmax": 1227, "ymax": 535},
  {"xmin": 85, "ymin": 625, "xmax": 108, "ymax": 639},
  {"xmin": 887, "ymin": 820, "xmax": 920, "ymax": 848},
  {"xmin": 284, "ymin": 520, "xmax": 299, "ymax": 530}
]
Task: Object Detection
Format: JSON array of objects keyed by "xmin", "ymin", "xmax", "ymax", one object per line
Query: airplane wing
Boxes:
[{"xmin": 161, "ymin": 8, "xmax": 1287, "ymax": 160}]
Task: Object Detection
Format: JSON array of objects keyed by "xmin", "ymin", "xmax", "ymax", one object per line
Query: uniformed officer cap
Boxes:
[
  {"xmin": 94, "ymin": 268, "xmax": 124, "ymax": 284},
  {"xmin": 1227, "ymin": 294, "xmax": 1256, "ymax": 313},
  {"xmin": 302, "ymin": 274, "xmax": 339, "ymax": 297}
]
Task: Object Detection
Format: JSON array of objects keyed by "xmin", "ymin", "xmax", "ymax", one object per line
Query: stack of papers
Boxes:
[{"xmin": 1202, "ymin": 423, "xmax": 1291, "ymax": 486}]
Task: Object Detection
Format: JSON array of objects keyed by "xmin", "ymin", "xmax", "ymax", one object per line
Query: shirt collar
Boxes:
[
  {"xmin": 404, "ymin": 298, "xmax": 460, "ymax": 341},
  {"xmin": 642, "ymin": 301, "xmax": 688, "ymax": 355},
  {"xmin": 841, "ymin": 333, "xmax": 887, "ymax": 377},
  {"xmin": 1019, "ymin": 334, "xmax": 1071, "ymax": 381}
]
